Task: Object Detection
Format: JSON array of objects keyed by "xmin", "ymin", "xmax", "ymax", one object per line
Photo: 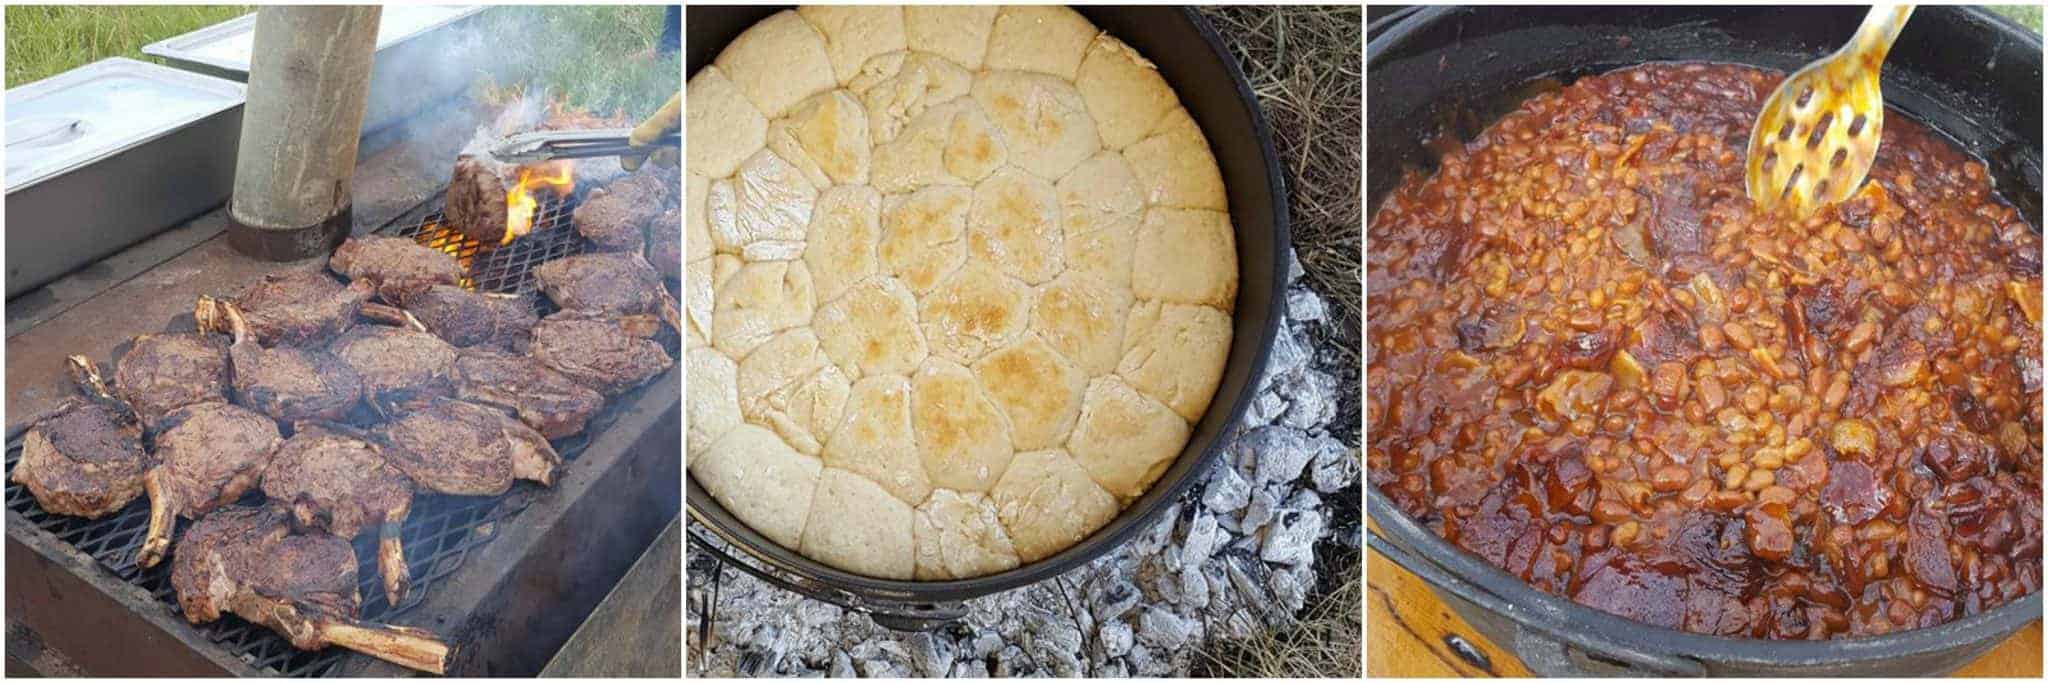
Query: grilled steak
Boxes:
[
  {"xmin": 572, "ymin": 176, "xmax": 667, "ymax": 252},
  {"xmin": 207, "ymin": 271, "xmax": 373, "ymax": 347},
  {"xmin": 374, "ymin": 283, "xmax": 538, "ymax": 350},
  {"xmin": 533, "ymin": 252, "xmax": 668, "ymax": 317},
  {"xmin": 375, "ymin": 397, "xmax": 560, "ymax": 496},
  {"xmin": 530, "ymin": 310, "xmax": 673, "ymax": 395},
  {"xmin": 329, "ymin": 235, "xmax": 461, "ymax": 293},
  {"xmin": 330, "ymin": 324, "xmax": 458, "ymax": 412},
  {"xmin": 208, "ymin": 297, "xmax": 363, "ymax": 422},
  {"xmin": 137, "ymin": 401, "xmax": 283, "ymax": 568},
  {"xmin": 171, "ymin": 506, "xmax": 449, "ymax": 673},
  {"xmin": 646, "ymin": 206, "xmax": 681, "ymax": 280},
  {"xmin": 261, "ymin": 422, "xmax": 414, "ymax": 606},
  {"xmin": 447, "ymin": 155, "xmax": 511, "ymax": 245},
  {"xmin": 112, "ymin": 332, "xmax": 230, "ymax": 429},
  {"xmin": 11, "ymin": 357, "xmax": 148, "ymax": 518},
  {"xmin": 453, "ymin": 349, "xmax": 604, "ymax": 439}
]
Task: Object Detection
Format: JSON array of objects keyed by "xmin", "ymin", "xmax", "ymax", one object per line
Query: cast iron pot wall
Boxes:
[
  {"xmin": 1367, "ymin": 5, "xmax": 2043, "ymax": 677},
  {"xmin": 687, "ymin": 6, "xmax": 1290, "ymax": 630}
]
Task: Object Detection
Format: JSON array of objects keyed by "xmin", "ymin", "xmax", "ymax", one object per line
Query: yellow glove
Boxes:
[{"xmin": 622, "ymin": 92, "xmax": 681, "ymax": 171}]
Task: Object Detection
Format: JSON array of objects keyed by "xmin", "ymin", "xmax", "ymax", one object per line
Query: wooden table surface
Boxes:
[{"xmin": 1367, "ymin": 522, "xmax": 2044, "ymax": 677}]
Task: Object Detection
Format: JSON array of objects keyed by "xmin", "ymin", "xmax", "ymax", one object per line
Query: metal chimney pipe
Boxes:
[{"xmin": 226, "ymin": 6, "xmax": 382, "ymax": 260}]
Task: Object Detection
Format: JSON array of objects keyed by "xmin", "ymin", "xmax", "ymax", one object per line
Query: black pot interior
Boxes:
[
  {"xmin": 1366, "ymin": 5, "xmax": 2043, "ymax": 229},
  {"xmin": 1366, "ymin": 4, "xmax": 2045, "ymax": 670},
  {"xmin": 686, "ymin": 6, "xmax": 1289, "ymax": 603}
]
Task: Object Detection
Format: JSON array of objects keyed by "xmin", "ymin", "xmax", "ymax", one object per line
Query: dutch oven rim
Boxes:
[
  {"xmin": 1366, "ymin": 3, "xmax": 2045, "ymax": 668},
  {"xmin": 686, "ymin": 5, "xmax": 1293, "ymax": 607}
]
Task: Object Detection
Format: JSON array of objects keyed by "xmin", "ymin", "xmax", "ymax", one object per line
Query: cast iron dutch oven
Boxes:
[
  {"xmin": 1367, "ymin": 5, "xmax": 2043, "ymax": 677},
  {"xmin": 687, "ymin": 6, "xmax": 1290, "ymax": 631}
]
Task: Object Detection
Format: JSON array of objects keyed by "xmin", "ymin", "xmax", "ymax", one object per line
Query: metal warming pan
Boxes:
[
  {"xmin": 1366, "ymin": 5, "xmax": 2043, "ymax": 676},
  {"xmin": 142, "ymin": 5, "xmax": 489, "ymax": 135},
  {"xmin": 4, "ymin": 58, "xmax": 245, "ymax": 298},
  {"xmin": 685, "ymin": 6, "xmax": 1292, "ymax": 630}
]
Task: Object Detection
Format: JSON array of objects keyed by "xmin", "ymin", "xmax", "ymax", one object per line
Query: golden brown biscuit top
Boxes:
[{"xmin": 687, "ymin": 5, "xmax": 1237, "ymax": 580}]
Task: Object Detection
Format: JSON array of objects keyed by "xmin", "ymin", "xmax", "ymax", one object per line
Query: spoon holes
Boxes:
[
  {"xmin": 1796, "ymin": 86, "xmax": 1814, "ymax": 108},
  {"xmin": 1813, "ymin": 178, "xmax": 1831, "ymax": 199},
  {"xmin": 1847, "ymin": 113, "xmax": 1868, "ymax": 138},
  {"xmin": 1806, "ymin": 112, "xmax": 1834, "ymax": 150},
  {"xmin": 1762, "ymin": 150, "xmax": 1778, "ymax": 170},
  {"xmin": 1782, "ymin": 164, "xmax": 1805, "ymax": 201},
  {"xmin": 1830, "ymin": 147, "xmax": 1848, "ymax": 169}
]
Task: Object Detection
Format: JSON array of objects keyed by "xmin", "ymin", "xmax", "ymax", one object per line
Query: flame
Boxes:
[{"xmin": 504, "ymin": 161, "xmax": 574, "ymax": 245}]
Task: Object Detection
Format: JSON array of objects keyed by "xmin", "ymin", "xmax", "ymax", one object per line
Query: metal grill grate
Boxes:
[
  {"xmin": 388, "ymin": 192, "xmax": 584, "ymax": 315},
  {"xmin": 2, "ymin": 190, "xmax": 614, "ymax": 677}
]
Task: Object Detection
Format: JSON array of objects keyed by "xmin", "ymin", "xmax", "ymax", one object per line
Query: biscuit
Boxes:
[
  {"xmin": 711, "ymin": 258, "xmax": 816, "ymax": 358},
  {"xmin": 983, "ymin": 6, "xmax": 1097, "ymax": 80},
  {"xmin": 1122, "ymin": 107, "xmax": 1228, "ymax": 211},
  {"xmin": 990, "ymin": 449, "xmax": 1118, "ymax": 562},
  {"xmin": 686, "ymin": 347, "xmax": 741, "ymax": 454},
  {"xmin": 913, "ymin": 489, "xmax": 1021, "ymax": 579},
  {"xmin": 969, "ymin": 167, "xmax": 1063, "ymax": 285},
  {"xmin": 1066, "ymin": 375, "xmax": 1189, "ymax": 499},
  {"xmin": 708, "ymin": 150, "xmax": 816, "ymax": 257},
  {"xmin": 796, "ymin": 6, "xmax": 907, "ymax": 86},
  {"xmin": 879, "ymin": 185, "xmax": 973, "ymax": 294},
  {"xmin": 768, "ymin": 90, "xmax": 871, "ymax": 187},
  {"xmin": 1132, "ymin": 207, "xmax": 1237, "ymax": 310},
  {"xmin": 970, "ymin": 70, "xmax": 1100, "ymax": 180},
  {"xmin": 920, "ymin": 262, "xmax": 1031, "ymax": 364},
  {"xmin": 821, "ymin": 375, "xmax": 931, "ymax": 505},
  {"xmin": 695, "ymin": 425, "xmax": 822, "ymax": 548},
  {"xmin": 1031, "ymin": 271, "xmax": 1132, "ymax": 376},
  {"xmin": 849, "ymin": 52, "xmax": 974, "ymax": 144},
  {"xmin": 909, "ymin": 359, "xmax": 1015, "ymax": 491},
  {"xmin": 686, "ymin": 67, "xmax": 768, "ymax": 179},
  {"xmin": 972, "ymin": 335, "xmax": 1087, "ymax": 450},
  {"xmin": 803, "ymin": 185, "xmax": 882, "ymax": 303},
  {"xmin": 689, "ymin": 5, "xmax": 1239, "ymax": 580},
  {"xmin": 1075, "ymin": 35, "xmax": 1177, "ymax": 150},
  {"xmin": 814, "ymin": 276, "xmax": 929, "ymax": 379},
  {"xmin": 686, "ymin": 173, "xmax": 713, "ymax": 262},
  {"xmin": 1119, "ymin": 300, "xmax": 1232, "ymax": 421},
  {"xmin": 904, "ymin": 6, "xmax": 999, "ymax": 70},
  {"xmin": 714, "ymin": 10, "xmax": 837, "ymax": 118},
  {"xmin": 801, "ymin": 467, "xmax": 915, "ymax": 579}
]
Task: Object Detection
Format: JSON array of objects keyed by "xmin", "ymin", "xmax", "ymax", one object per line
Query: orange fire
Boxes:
[{"xmin": 504, "ymin": 161, "xmax": 574, "ymax": 245}]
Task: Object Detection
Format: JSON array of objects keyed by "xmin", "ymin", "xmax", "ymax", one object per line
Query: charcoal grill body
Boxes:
[{"xmin": 5, "ymin": 190, "xmax": 681, "ymax": 677}]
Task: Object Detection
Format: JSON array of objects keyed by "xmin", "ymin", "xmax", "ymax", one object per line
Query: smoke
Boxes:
[{"xmin": 358, "ymin": 7, "xmax": 629, "ymax": 195}]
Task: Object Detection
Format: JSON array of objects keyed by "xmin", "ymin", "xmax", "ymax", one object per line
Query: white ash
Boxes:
[{"xmin": 687, "ymin": 248, "xmax": 1358, "ymax": 677}]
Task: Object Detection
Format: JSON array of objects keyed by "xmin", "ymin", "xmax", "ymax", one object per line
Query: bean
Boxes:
[{"xmin": 1651, "ymin": 464, "xmax": 1692, "ymax": 492}]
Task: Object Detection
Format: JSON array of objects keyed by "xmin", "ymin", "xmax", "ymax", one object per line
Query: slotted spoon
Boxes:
[{"xmin": 1745, "ymin": 5, "xmax": 1915, "ymax": 216}]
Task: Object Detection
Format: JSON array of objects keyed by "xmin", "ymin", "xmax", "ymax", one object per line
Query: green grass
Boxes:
[
  {"xmin": 1988, "ymin": 5, "xmax": 2043, "ymax": 34},
  {"xmin": 4, "ymin": 5, "xmax": 251, "ymax": 87},
  {"xmin": 4, "ymin": 5, "xmax": 679, "ymax": 120},
  {"xmin": 473, "ymin": 5, "xmax": 678, "ymax": 119}
]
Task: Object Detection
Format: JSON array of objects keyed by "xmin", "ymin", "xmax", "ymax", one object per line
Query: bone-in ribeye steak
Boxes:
[
  {"xmin": 171, "ymin": 505, "xmax": 449, "ymax": 673},
  {"xmin": 11, "ymin": 357, "xmax": 148, "ymax": 518}
]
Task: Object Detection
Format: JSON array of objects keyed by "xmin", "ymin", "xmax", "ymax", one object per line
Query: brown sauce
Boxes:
[{"xmin": 1368, "ymin": 62, "xmax": 2043, "ymax": 639}]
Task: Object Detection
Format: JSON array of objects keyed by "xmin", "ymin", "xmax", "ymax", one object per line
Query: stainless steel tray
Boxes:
[
  {"xmin": 142, "ymin": 5, "xmax": 487, "ymax": 133},
  {"xmin": 4, "ymin": 58, "xmax": 246, "ymax": 298}
]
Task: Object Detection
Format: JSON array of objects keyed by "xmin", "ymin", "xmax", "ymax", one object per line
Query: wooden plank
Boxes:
[
  {"xmin": 1369, "ymin": 521, "xmax": 2044, "ymax": 676},
  {"xmin": 540, "ymin": 518, "xmax": 681, "ymax": 677}
]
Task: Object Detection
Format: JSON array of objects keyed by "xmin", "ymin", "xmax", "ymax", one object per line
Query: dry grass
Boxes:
[
  {"xmin": 1191, "ymin": 561, "xmax": 1363, "ymax": 678},
  {"xmin": 1197, "ymin": 5, "xmax": 1364, "ymax": 444}
]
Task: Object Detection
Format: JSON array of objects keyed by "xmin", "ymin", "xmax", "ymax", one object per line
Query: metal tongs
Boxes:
[
  {"xmin": 489, "ymin": 127, "xmax": 680, "ymax": 165},
  {"xmin": 1744, "ymin": 4, "xmax": 1914, "ymax": 216}
]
